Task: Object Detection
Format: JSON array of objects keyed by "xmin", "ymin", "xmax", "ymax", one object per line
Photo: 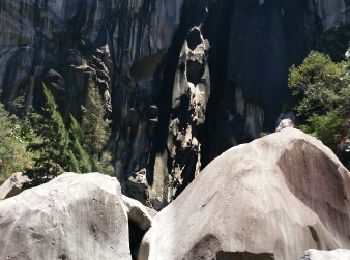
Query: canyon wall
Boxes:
[{"xmin": 0, "ymin": 0, "xmax": 349, "ymax": 208}]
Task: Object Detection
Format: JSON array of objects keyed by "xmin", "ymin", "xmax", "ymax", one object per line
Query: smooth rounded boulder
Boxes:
[
  {"xmin": 139, "ymin": 128, "xmax": 350, "ymax": 260},
  {"xmin": 0, "ymin": 173, "xmax": 131, "ymax": 260}
]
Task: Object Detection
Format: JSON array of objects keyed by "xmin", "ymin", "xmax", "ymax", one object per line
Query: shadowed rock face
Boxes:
[
  {"xmin": 0, "ymin": 0, "xmax": 115, "ymax": 117},
  {"xmin": 139, "ymin": 128, "xmax": 350, "ymax": 260},
  {"xmin": 1, "ymin": 0, "xmax": 349, "ymax": 207}
]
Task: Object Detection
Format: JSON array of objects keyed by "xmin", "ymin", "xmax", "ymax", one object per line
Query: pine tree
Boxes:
[
  {"xmin": 69, "ymin": 115, "xmax": 92, "ymax": 173},
  {"xmin": 27, "ymin": 85, "xmax": 76, "ymax": 182},
  {"xmin": 82, "ymin": 81, "xmax": 113, "ymax": 175}
]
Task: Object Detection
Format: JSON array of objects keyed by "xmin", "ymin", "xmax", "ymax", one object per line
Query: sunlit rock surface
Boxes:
[
  {"xmin": 140, "ymin": 128, "xmax": 350, "ymax": 260},
  {"xmin": 0, "ymin": 173, "xmax": 132, "ymax": 260}
]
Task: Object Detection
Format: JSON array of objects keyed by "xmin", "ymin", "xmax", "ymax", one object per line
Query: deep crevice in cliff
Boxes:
[{"xmin": 200, "ymin": 0, "xmax": 236, "ymax": 167}]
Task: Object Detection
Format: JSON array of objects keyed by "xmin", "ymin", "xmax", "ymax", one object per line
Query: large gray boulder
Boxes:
[
  {"xmin": 0, "ymin": 173, "xmax": 131, "ymax": 260},
  {"xmin": 139, "ymin": 128, "xmax": 350, "ymax": 260}
]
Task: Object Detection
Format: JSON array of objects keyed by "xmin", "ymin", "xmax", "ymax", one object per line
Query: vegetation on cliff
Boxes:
[
  {"xmin": 0, "ymin": 83, "xmax": 113, "ymax": 184},
  {"xmin": 289, "ymin": 26, "xmax": 350, "ymax": 153},
  {"xmin": 81, "ymin": 81, "xmax": 113, "ymax": 175},
  {"xmin": 289, "ymin": 51, "xmax": 350, "ymax": 149},
  {"xmin": 0, "ymin": 104, "xmax": 33, "ymax": 183}
]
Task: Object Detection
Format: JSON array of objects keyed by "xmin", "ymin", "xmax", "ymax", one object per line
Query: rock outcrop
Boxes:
[
  {"xmin": 301, "ymin": 249, "xmax": 350, "ymax": 260},
  {"xmin": 112, "ymin": 0, "xmax": 350, "ymax": 208},
  {"xmin": 0, "ymin": 172, "xmax": 30, "ymax": 200},
  {"xmin": 122, "ymin": 195, "xmax": 155, "ymax": 231},
  {"xmin": 0, "ymin": 173, "xmax": 131, "ymax": 260},
  {"xmin": 122, "ymin": 195, "xmax": 157, "ymax": 259},
  {"xmin": 2, "ymin": 0, "xmax": 350, "ymax": 207},
  {"xmin": 139, "ymin": 128, "xmax": 350, "ymax": 260}
]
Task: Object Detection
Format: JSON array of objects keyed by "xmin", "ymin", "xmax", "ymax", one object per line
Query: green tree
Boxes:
[
  {"xmin": 26, "ymin": 85, "xmax": 78, "ymax": 183},
  {"xmin": 82, "ymin": 81, "xmax": 113, "ymax": 175},
  {"xmin": 289, "ymin": 51, "xmax": 350, "ymax": 116},
  {"xmin": 300, "ymin": 111, "xmax": 344, "ymax": 149},
  {"xmin": 289, "ymin": 51, "xmax": 350, "ymax": 149},
  {"xmin": 69, "ymin": 115, "xmax": 92, "ymax": 173}
]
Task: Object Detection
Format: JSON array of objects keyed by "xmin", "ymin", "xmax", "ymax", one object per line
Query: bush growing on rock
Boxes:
[{"xmin": 289, "ymin": 51, "xmax": 350, "ymax": 150}]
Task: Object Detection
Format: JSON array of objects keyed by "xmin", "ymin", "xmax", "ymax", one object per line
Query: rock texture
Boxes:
[
  {"xmin": 0, "ymin": 0, "xmax": 114, "ymax": 117},
  {"xmin": 0, "ymin": 173, "xmax": 131, "ymax": 260},
  {"xmin": 0, "ymin": 172, "xmax": 30, "ymax": 200},
  {"xmin": 122, "ymin": 195, "xmax": 157, "ymax": 259},
  {"xmin": 2, "ymin": 0, "xmax": 350, "ymax": 207},
  {"xmin": 301, "ymin": 249, "xmax": 350, "ymax": 260},
  {"xmin": 139, "ymin": 128, "xmax": 350, "ymax": 260},
  {"xmin": 122, "ymin": 195, "xmax": 155, "ymax": 231}
]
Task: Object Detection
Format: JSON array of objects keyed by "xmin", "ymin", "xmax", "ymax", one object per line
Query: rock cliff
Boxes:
[{"xmin": 1, "ymin": 0, "xmax": 350, "ymax": 207}]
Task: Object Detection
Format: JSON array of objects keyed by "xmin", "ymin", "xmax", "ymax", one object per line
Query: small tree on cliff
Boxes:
[
  {"xmin": 82, "ymin": 81, "xmax": 113, "ymax": 175},
  {"xmin": 69, "ymin": 115, "xmax": 92, "ymax": 173}
]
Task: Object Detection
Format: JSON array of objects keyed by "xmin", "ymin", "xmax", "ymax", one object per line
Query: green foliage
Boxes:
[
  {"xmin": 27, "ymin": 85, "xmax": 96, "ymax": 183},
  {"xmin": 289, "ymin": 51, "xmax": 350, "ymax": 150},
  {"xmin": 82, "ymin": 81, "xmax": 109, "ymax": 155},
  {"xmin": 82, "ymin": 81, "xmax": 113, "ymax": 175},
  {"xmin": 0, "ymin": 80, "xmax": 114, "ymax": 185},
  {"xmin": 289, "ymin": 51, "xmax": 350, "ymax": 116},
  {"xmin": 26, "ymin": 85, "xmax": 71, "ymax": 182},
  {"xmin": 27, "ymin": 82, "xmax": 113, "ymax": 183},
  {"xmin": 69, "ymin": 115, "xmax": 92, "ymax": 173},
  {"xmin": 0, "ymin": 104, "xmax": 33, "ymax": 183},
  {"xmin": 300, "ymin": 111, "xmax": 344, "ymax": 149}
]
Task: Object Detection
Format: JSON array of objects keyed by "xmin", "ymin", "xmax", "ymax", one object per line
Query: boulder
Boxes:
[
  {"xmin": 0, "ymin": 173, "xmax": 131, "ymax": 260},
  {"xmin": 275, "ymin": 112, "xmax": 295, "ymax": 132},
  {"xmin": 122, "ymin": 195, "xmax": 156, "ymax": 231},
  {"xmin": 0, "ymin": 172, "xmax": 30, "ymax": 200},
  {"xmin": 139, "ymin": 128, "xmax": 350, "ymax": 260},
  {"xmin": 122, "ymin": 195, "xmax": 157, "ymax": 259},
  {"xmin": 301, "ymin": 249, "xmax": 350, "ymax": 260}
]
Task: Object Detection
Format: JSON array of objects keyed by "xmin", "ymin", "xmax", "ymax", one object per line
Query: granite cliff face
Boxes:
[{"xmin": 1, "ymin": 0, "xmax": 349, "ymax": 208}]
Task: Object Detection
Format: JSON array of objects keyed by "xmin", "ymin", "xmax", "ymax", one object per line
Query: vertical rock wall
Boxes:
[
  {"xmin": 0, "ymin": 0, "xmax": 115, "ymax": 116},
  {"xmin": 0, "ymin": 0, "xmax": 349, "ymax": 208}
]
